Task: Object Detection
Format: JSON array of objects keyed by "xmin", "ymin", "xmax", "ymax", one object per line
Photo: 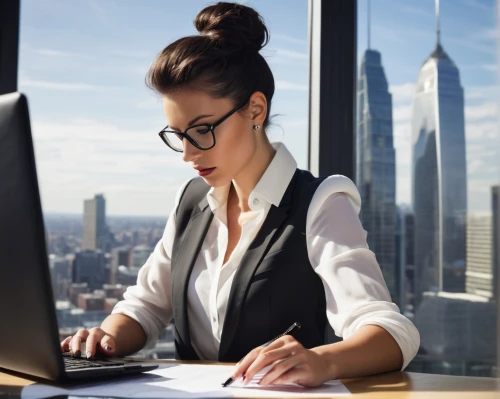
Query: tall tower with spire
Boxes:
[
  {"xmin": 411, "ymin": 0, "xmax": 467, "ymax": 304},
  {"xmin": 356, "ymin": 0, "xmax": 398, "ymax": 303}
]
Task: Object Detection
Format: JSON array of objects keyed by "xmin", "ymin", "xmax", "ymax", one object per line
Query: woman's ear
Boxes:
[{"xmin": 248, "ymin": 91, "xmax": 267, "ymax": 128}]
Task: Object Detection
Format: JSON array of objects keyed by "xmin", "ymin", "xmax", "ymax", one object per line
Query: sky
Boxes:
[{"xmin": 18, "ymin": 0, "xmax": 499, "ymax": 216}]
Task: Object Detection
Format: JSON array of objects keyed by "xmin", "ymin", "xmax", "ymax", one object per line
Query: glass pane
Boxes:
[
  {"xmin": 19, "ymin": 0, "xmax": 309, "ymax": 359},
  {"xmin": 356, "ymin": 0, "xmax": 499, "ymax": 376}
]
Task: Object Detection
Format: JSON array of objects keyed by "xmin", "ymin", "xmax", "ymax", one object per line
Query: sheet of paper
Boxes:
[{"xmin": 21, "ymin": 363, "xmax": 351, "ymax": 399}]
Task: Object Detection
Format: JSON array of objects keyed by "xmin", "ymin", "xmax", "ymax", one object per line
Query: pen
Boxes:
[{"xmin": 221, "ymin": 322, "xmax": 301, "ymax": 387}]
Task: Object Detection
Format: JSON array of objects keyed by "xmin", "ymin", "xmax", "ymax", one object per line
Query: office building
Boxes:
[
  {"xmin": 116, "ymin": 265, "xmax": 139, "ymax": 286},
  {"xmin": 411, "ymin": 3, "xmax": 467, "ymax": 303},
  {"xmin": 395, "ymin": 207, "xmax": 406, "ymax": 309},
  {"xmin": 73, "ymin": 250, "xmax": 106, "ymax": 291},
  {"xmin": 69, "ymin": 283, "xmax": 90, "ymax": 307},
  {"xmin": 404, "ymin": 211, "xmax": 416, "ymax": 315},
  {"xmin": 77, "ymin": 292, "xmax": 106, "ymax": 312},
  {"xmin": 129, "ymin": 245, "xmax": 153, "ymax": 271},
  {"xmin": 492, "ymin": 185, "xmax": 500, "ymax": 377},
  {"xmin": 83, "ymin": 194, "xmax": 109, "ymax": 252},
  {"xmin": 48, "ymin": 254, "xmax": 72, "ymax": 301},
  {"xmin": 466, "ymin": 215, "xmax": 494, "ymax": 299},
  {"xmin": 110, "ymin": 246, "xmax": 131, "ymax": 284},
  {"xmin": 356, "ymin": 12, "xmax": 397, "ymax": 301},
  {"xmin": 413, "ymin": 291, "xmax": 496, "ymax": 376},
  {"xmin": 492, "ymin": 186, "xmax": 500, "ymax": 300}
]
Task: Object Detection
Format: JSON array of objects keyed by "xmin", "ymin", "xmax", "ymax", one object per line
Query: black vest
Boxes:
[{"xmin": 170, "ymin": 169, "xmax": 328, "ymax": 362}]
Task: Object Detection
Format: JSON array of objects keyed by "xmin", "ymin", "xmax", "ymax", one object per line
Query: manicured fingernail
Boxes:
[
  {"xmin": 105, "ymin": 345, "xmax": 111, "ymax": 351},
  {"xmin": 86, "ymin": 351, "xmax": 92, "ymax": 359},
  {"xmin": 74, "ymin": 350, "xmax": 81, "ymax": 357}
]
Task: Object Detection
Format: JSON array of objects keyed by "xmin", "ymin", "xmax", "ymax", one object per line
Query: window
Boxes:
[
  {"xmin": 357, "ymin": 0, "xmax": 499, "ymax": 376},
  {"xmin": 19, "ymin": 0, "xmax": 309, "ymax": 358}
]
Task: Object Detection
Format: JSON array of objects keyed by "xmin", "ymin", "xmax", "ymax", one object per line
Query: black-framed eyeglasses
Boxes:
[{"xmin": 158, "ymin": 100, "xmax": 249, "ymax": 152}]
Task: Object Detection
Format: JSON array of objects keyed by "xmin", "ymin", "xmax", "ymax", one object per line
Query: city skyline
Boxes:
[{"xmin": 18, "ymin": 0, "xmax": 498, "ymax": 216}]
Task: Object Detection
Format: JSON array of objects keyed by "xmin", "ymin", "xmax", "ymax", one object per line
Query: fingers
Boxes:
[
  {"xmin": 70, "ymin": 329, "xmax": 90, "ymax": 357},
  {"xmin": 85, "ymin": 328, "xmax": 107, "ymax": 358},
  {"xmin": 85, "ymin": 328, "xmax": 116, "ymax": 359},
  {"xmin": 231, "ymin": 336, "xmax": 301, "ymax": 382},
  {"xmin": 232, "ymin": 346, "xmax": 265, "ymax": 380},
  {"xmin": 259, "ymin": 353, "xmax": 306, "ymax": 385},
  {"xmin": 60, "ymin": 336, "xmax": 72, "ymax": 353},
  {"xmin": 242, "ymin": 341, "xmax": 301, "ymax": 384},
  {"xmin": 60, "ymin": 328, "xmax": 117, "ymax": 359},
  {"xmin": 270, "ymin": 367, "xmax": 308, "ymax": 386},
  {"xmin": 99, "ymin": 335, "xmax": 116, "ymax": 357}
]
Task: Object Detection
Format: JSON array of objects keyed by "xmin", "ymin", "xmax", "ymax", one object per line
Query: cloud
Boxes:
[
  {"xmin": 468, "ymin": 158, "xmax": 498, "ymax": 175},
  {"xmin": 463, "ymin": 0, "xmax": 493, "ymax": 12},
  {"xmin": 390, "ymin": 83, "xmax": 415, "ymax": 104},
  {"xmin": 274, "ymin": 49, "xmax": 308, "ymax": 60},
  {"xmin": 477, "ymin": 27, "xmax": 498, "ymax": 41},
  {"xmin": 387, "ymin": 82, "xmax": 416, "ymax": 205},
  {"xmin": 393, "ymin": 120, "xmax": 412, "ymax": 204},
  {"xmin": 465, "ymin": 102, "xmax": 499, "ymax": 121},
  {"xmin": 271, "ymin": 33, "xmax": 307, "ymax": 46},
  {"xmin": 275, "ymin": 80, "xmax": 308, "ymax": 91},
  {"xmin": 399, "ymin": 4, "xmax": 434, "ymax": 18},
  {"xmin": 19, "ymin": 77, "xmax": 122, "ymax": 92},
  {"xmin": 393, "ymin": 105, "xmax": 412, "ymax": 123},
  {"xmin": 136, "ymin": 97, "xmax": 163, "ymax": 110},
  {"xmin": 462, "ymin": 64, "xmax": 498, "ymax": 72},
  {"xmin": 31, "ymin": 119, "xmax": 193, "ymax": 216},
  {"xmin": 448, "ymin": 37, "xmax": 497, "ymax": 56},
  {"xmin": 36, "ymin": 49, "xmax": 92, "ymax": 58},
  {"xmin": 481, "ymin": 64, "xmax": 498, "ymax": 72},
  {"xmin": 372, "ymin": 25, "xmax": 407, "ymax": 45},
  {"xmin": 466, "ymin": 85, "xmax": 500, "ymax": 101},
  {"xmin": 111, "ymin": 50, "xmax": 153, "ymax": 59}
]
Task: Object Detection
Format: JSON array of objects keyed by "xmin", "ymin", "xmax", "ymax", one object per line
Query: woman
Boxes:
[{"xmin": 61, "ymin": 2, "xmax": 419, "ymax": 387}]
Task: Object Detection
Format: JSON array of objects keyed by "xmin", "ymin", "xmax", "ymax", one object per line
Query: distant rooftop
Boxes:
[{"xmin": 423, "ymin": 291, "xmax": 490, "ymax": 303}]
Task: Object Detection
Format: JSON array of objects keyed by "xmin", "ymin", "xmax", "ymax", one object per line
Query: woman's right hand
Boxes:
[{"xmin": 60, "ymin": 327, "xmax": 116, "ymax": 359}]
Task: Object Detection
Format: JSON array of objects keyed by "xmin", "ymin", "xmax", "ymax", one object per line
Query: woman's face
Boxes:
[{"xmin": 162, "ymin": 89, "xmax": 264, "ymax": 188}]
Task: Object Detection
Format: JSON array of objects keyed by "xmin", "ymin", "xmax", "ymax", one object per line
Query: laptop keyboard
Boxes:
[{"xmin": 62, "ymin": 352, "xmax": 125, "ymax": 370}]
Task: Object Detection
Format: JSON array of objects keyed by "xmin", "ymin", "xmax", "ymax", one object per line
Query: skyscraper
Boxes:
[
  {"xmin": 83, "ymin": 194, "xmax": 108, "ymax": 252},
  {"xmin": 356, "ymin": 0, "xmax": 397, "ymax": 301},
  {"xmin": 492, "ymin": 185, "xmax": 500, "ymax": 301},
  {"xmin": 73, "ymin": 250, "xmax": 106, "ymax": 291},
  {"xmin": 466, "ymin": 214, "xmax": 493, "ymax": 299},
  {"xmin": 411, "ymin": 1, "xmax": 467, "ymax": 303}
]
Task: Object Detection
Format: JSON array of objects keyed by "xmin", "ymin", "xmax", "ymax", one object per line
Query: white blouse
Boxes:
[{"xmin": 112, "ymin": 143, "xmax": 420, "ymax": 369}]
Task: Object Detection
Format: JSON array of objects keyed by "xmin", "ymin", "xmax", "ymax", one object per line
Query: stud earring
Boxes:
[{"xmin": 253, "ymin": 124, "xmax": 261, "ymax": 131}]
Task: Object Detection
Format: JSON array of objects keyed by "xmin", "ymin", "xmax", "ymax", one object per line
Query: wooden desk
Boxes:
[{"xmin": 1, "ymin": 359, "xmax": 499, "ymax": 398}]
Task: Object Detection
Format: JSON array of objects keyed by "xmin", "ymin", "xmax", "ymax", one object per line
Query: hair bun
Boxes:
[{"xmin": 195, "ymin": 2, "xmax": 269, "ymax": 53}]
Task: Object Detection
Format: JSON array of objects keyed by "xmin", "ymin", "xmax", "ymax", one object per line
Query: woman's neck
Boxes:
[{"xmin": 230, "ymin": 138, "xmax": 276, "ymax": 212}]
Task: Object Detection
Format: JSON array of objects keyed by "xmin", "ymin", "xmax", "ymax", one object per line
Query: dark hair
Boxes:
[{"xmin": 146, "ymin": 2, "xmax": 275, "ymax": 128}]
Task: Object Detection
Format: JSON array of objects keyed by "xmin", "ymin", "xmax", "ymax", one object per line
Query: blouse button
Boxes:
[
  {"xmin": 212, "ymin": 316, "xmax": 216, "ymax": 323},
  {"xmin": 253, "ymin": 198, "xmax": 260, "ymax": 206}
]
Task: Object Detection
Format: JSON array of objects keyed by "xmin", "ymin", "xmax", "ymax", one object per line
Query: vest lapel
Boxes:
[
  {"xmin": 171, "ymin": 197, "xmax": 213, "ymax": 357},
  {"xmin": 218, "ymin": 171, "xmax": 297, "ymax": 360}
]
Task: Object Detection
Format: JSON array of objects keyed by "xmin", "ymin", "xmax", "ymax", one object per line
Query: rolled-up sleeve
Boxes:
[
  {"xmin": 111, "ymin": 179, "xmax": 190, "ymax": 349},
  {"xmin": 306, "ymin": 175, "xmax": 420, "ymax": 370}
]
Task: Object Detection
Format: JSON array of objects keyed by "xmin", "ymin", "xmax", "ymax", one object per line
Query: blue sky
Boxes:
[{"xmin": 18, "ymin": 0, "xmax": 498, "ymax": 216}]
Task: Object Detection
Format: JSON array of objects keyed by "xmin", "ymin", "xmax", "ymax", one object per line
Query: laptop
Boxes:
[{"xmin": 0, "ymin": 92, "xmax": 159, "ymax": 381}]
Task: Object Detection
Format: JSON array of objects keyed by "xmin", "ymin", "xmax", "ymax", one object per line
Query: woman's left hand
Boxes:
[{"xmin": 231, "ymin": 335, "xmax": 336, "ymax": 387}]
